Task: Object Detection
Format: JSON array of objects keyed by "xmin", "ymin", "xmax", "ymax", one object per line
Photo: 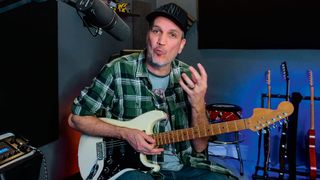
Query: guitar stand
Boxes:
[
  {"xmin": 252, "ymin": 92, "xmax": 320, "ymax": 179},
  {"xmin": 253, "ymin": 93, "xmax": 287, "ymax": 179}
]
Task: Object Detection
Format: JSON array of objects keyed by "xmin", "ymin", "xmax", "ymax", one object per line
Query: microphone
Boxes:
[{"xmin": 75, "ymin": 0, "xmax": 131, "ymax": 41}]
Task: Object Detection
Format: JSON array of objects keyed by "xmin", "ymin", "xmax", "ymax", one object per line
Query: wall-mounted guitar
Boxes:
[
  {"xmin": 263, "ymin": 69, "xmax": 271, "ymax": 178},
  {"xmin": 307, "ymin": 69, "xmax": 317, "ymax": 180},
  {"xmin": 77, "ymin": 101, "xmax": 294, "ymax": 180},
  {"xmin": 279, "ymin": 61, "xmax": 290, "ymax": 179}
]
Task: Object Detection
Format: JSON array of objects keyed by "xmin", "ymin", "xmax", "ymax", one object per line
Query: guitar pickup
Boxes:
[{"xmin": 96, "ymin": 141, "xmax": 106, "ymax": 160}]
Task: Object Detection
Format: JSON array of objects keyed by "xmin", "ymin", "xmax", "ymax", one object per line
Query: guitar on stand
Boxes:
[
  {"xmin": 279, "ymin": 61, "xmax": 290, "ymax": 179},
  {"xmin": 307, "ymin": 69, "xmax": 317, "ymax": 180},
  {"xmin": 262, "ymin": 69, "xmax": 272, "ymax": 178}
]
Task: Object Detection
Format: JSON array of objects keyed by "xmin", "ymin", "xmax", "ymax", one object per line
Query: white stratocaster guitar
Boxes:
[{"xmin": 78, "ymin": 101, "xmax": 294, "ymax": 180}]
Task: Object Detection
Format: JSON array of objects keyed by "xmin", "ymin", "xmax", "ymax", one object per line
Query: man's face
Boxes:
[{"xmin": 146, "ymin": 16, "xmax": 186, "ymax": 69}]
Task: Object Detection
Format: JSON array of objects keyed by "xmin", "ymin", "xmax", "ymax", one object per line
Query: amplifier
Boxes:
[{"xmin": 0, "ymin": 133, "xmax": 42, "ymax": 180}]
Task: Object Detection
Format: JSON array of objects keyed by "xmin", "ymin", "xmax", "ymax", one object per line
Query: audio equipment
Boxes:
[{"xmin": 0, "ymin": 133, "xmax": 43, "ymax": 180}]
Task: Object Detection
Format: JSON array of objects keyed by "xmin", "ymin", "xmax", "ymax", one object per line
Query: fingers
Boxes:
[
  {"xmin": 180, "ymin": 73, "xmax": 196, "ymax": 90},
  {"xmin": 179, "ymin": 63, "xmax": 207, "ymax": 92},
  {"xmin": 197, "ymin": 63, "xmax": 207, "ymax": 82},
  {"xmin": 189, "ymin": 63, "xmax": 207, "ymax": 85},
  {"xmin": 127, "ymin": 130, "xmax": 163, "ymax": 155},
  {"xmin": 141, "ymin": 133, "xmax": 163, "ymax": 154}
]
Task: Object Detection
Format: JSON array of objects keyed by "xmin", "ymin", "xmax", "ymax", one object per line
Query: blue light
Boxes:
[{"xmin": 0, "ymin": 147, "xmax": 9, "ymax": 155}]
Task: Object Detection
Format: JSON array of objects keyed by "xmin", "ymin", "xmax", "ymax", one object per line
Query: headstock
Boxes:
[
  {"xmin": 308, "ymin": 69, "xmax": 314, "ymax": 88},
  {"xmin": 246, "ymin": 101, "xmax": 294, "ymax": 132},
  {"xmin": 265, "ymin": 69, "xmax": 271, "ymax": 86},
  {"xmin": 280, "ymin": 61, "xmax": 289, "ymax": 81}
]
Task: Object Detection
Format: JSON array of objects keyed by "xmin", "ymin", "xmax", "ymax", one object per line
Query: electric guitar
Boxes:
[
  {"xmin": 263, "ymin": 69, "xmax": 271, "ymax": 178},
  {"xmin": 279, "ymin": 61, "xmax": 290, "ymax": 178},
  {"xmin": 307, "ymin": 69, "xmax": 317, "ymax": 180},
  {"xmin": 78, "ymin": 101, "xmax": 294, "ymax": 180}
]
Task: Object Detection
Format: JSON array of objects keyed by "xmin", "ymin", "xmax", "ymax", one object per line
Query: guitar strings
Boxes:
[{"xmin": 104, "ymin": 140, "xmax": 128, "ymax": 148}]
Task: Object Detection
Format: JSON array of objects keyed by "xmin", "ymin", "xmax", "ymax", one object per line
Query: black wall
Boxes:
[
  {"xmin": 198, "ymin": 0, "xmax": 320, "ymax": 49},
  {"xmin": 0, "ymin": 0, "xmax": 58, "ymax": 147}
]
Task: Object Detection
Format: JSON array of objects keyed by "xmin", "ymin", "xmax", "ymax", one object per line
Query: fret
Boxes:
[
  {"xmin": 204, "ymin": 125, "xmax": 212, "ymax": 137},
  {"xmin": 203, "ymin": 124, "xmax": 208, "ymax": 137},
  {"xmin": 168, "ymin": 132, "xmax": 173, "ymax": 143},
  {"xmin": 185, "ymin": 129, "xmax": 189, "ymax": 141},
  {"xmin": 211, "ymin": 124, "xmax": 221, "ymax": 135},
  {"xmin": 159, "ymin": 133, "xmax": 163, "ymax": 145},
  {"xmin": 219, "ymin": 122, "xmax": 228, "ymax": 133},
  {"xmin": 172, "ymin": 132, "xmax": 176, "ymax": 142},
  {"xmin": 237, "ymin": 119, "xmax": 246, "ymax": 130},
  {"xmin": 178, "ymin": 129, "xmax": 182, "ymax": 141},
  {"xmin": 164, "ymin": 132, "xmax": 169, "ymax": 144},
  {"xmin": 193, "ymin": 126, "xmax": 200, "ymax": 138},
  {"xmin": 210, "ymin": 123, "xmax": 214, "ymax": 135},
  {"xmin": 233, "ymin": 120, "xmax": 238, "ymax": 131},
  {"xmin": 178, "ymin": 129, "xmax": 183, "ymax": 141},
  {"xmin": 227, "ymin": 120, "xmax": 236, "ymax": 132},
  {"xmin": 154, "ymin": 135, "xmax": 159, "ymax": 145},
  {"xmin": 199, "ymin": 125, "xmax": 205, "ymax": 137},
  {"xmin": 191, "ymin": 128, "xmax": 195, "ymax": 139}
]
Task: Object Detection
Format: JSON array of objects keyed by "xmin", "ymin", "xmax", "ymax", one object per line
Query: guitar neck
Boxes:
[
  {"xmin": 286, "ymin": 79, "xmax": 290, "ymax": 101},
  {"xmin": 310, "ymin": 84, "xmax": 315, "ymax": 130},
  {"xmin": 152, "ymin": 119, "xmax": 247, "ymax": 146},
  {"xmin": 267, "ymin": 85, "xmax": 271, "ymax": 109}
]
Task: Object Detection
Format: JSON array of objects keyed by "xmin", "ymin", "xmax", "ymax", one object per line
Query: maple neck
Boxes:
[
  {"xmin": 152, "ymin": 119, "xmax": 247, "ymax": 146},
  {"xmin": 310, "ymin": 85, "xmax": 315, "ymax": 130},
  {"xmin": 266, "ymin": 69, "xmax": 271, "ymax": 109},
  {"xmin": 267, "ymin": 85, "xmax": 271, "ymax": 109}
]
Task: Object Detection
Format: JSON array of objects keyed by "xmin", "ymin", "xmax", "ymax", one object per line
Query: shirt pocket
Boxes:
[{"xmin": 122, "ymin": 95, "xmax": 155, "ymax": 119}]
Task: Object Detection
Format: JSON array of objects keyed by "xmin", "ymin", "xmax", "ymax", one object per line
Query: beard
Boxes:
[
  {"xmin": 146, "ymin": 57, "xmax": 170, "ymax": 68},
  {"xmin": 146, "ymin": 50, "xmax": 172, "ymax": 68}
]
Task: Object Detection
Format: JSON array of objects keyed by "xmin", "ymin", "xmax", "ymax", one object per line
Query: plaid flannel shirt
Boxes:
[{"xmin": 71, "ymin": 50, "xmax": 236, "ymax": 178}]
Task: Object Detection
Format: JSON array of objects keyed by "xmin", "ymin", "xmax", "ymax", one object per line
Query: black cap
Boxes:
[{"xmin": 146, "ymin": 3, "xmax": 188, "ymax": 34}]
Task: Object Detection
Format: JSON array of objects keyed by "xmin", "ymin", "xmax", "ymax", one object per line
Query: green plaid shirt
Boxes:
[
  {"xmin": 71, "ymin": 51, "xmax": 236, "ymax": 178},
  {"xmin": 72, "ymin": 50, "xmax": 191, "ymax": 153}
]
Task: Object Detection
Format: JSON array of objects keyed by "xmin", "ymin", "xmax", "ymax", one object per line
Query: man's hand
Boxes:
[
  {"xmin": 179, "ymin": 63, "xmax": 209, "ymax": 152},
  {"xmin": 120, "ymin": 127, "xmax": 164, "ymax": 155},
  {"xmin": 179, "ymin": 63, "xmax": 207, "ymax": 110}
]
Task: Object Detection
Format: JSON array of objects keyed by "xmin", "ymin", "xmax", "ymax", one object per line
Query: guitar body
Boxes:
[
  {"xmin": 308, "ymin": 129, "xmax": 317, "ymax": 179},
  {"xmin": 78, "ymin": 135, "xmax": 104, "ymax": 179},
  {"xmin": 78, "ymin": 110, "xmax": 167, "ymax": 180}
]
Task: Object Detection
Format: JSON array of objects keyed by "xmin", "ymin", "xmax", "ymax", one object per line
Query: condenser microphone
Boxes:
[{"xmin": 75, "ymin": 0, "xmax": 131, "ymax": 41}]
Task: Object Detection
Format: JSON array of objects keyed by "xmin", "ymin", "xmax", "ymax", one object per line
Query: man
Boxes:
[{"xmin": 68, "ymin": 2, "xmax": 236, "ymax": 179}]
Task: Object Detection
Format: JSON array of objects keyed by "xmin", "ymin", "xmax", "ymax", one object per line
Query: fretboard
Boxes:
[
  {"xmin": 152, "ymin": 119, "xmax": 247, "ymax": 146},
  {"xmin": 310, "ymin": 84, "xmax": 315, "ymax": 130}
]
